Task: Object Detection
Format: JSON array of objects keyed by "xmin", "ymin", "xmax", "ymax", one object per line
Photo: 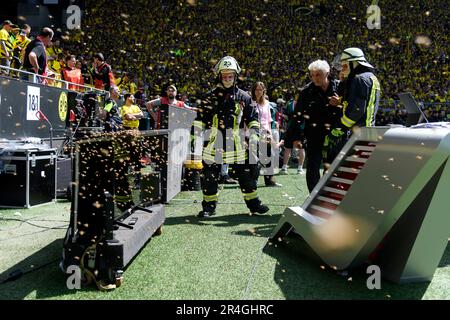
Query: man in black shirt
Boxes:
[
  {"xmin": 22, "ymin": 27, "xmax": 53, "ymax": 82},
  {"xmin": 91, "ymin": 52, "xmax": 115, "ymax": 91},
  {"xmin": 290, "ymin": 60, "xmax": 341, "ymax": 192}
]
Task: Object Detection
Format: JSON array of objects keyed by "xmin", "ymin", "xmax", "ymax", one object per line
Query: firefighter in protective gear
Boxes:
[
  {"xmin": 193, "ymin": 56, "xmax": 269, "ymax": 218},
  {"xmin": 338, "ymin": 47, "xmax": 380, "ymax": 128},
  {"xmin": 327, "ymin": 47, "xmax": 381, "ymax": 161}
]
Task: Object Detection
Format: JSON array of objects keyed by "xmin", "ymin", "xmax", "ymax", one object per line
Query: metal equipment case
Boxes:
[{"xmin": 0, "ymin": 148, "xmax": 57, "ymax": 208}]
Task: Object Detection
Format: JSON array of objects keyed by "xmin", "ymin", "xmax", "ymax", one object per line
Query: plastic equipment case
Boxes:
[{"xmin": 0, "ymin": 148, "xmax": 57, "ymax": 208}]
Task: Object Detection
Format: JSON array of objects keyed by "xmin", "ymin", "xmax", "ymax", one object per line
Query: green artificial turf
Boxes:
[{"xmin": 0, "ymin": 169, "xmax": 449, "ymax": 300}]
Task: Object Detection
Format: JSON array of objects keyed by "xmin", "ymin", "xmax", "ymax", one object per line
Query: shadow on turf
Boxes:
[
  {"xmin": 164, "ymin": 211, "xmax": 280, "ymax": 235},
  {"xmin": 0, "ymin": 239, "xmax": 97, "ymax": 299},
  {"xmin": 261, "ymin": 234, "xmax": 437, "ymax": 299}
]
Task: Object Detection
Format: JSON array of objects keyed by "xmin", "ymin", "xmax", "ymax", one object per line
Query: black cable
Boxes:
[
  {"xmin": 0, "ymin": 220, "xmax": 69, "ymax": 242},
  {"xmin": 24, "ymin": 223, "xmax": 68, "ymax": 230},
  {"xmin": 29, "ymin": 218, "xmax": 70, "ymax": 223},
  {"xmin": 0, "ymin": 216, "xmax": 68, "ymax": 223},
  {"xmin": 0, "ymin": 217, "xmax": 68, "ymax": 230},
  {"xmin": 0, "ymin": 228, "xmax": 65, "ymax": 242},
  {"xmin": 0, "ymin": 217, "xmax": 34, "ymax": 232}
]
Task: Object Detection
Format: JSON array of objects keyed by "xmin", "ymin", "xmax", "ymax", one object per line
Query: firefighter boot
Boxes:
[
  {"xmin": 246, "ymin": 198, "xmax": 269, "ymax": 215},
  {"xmin": 198, "ymin": 200, "xmax": 217, "ymax": 218}
]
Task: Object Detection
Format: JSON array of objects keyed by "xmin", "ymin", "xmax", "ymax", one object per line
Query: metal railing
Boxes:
[{"xmin": 0, "ymin": 64, "xmax": 108, "ymax": 96}]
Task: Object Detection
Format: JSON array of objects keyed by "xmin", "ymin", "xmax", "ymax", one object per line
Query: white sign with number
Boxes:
[{"xmin": 26, "ymin": 86, "xmax": 40, "ymax": 121}]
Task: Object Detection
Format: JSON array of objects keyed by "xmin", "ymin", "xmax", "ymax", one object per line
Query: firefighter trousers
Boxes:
[{"xmin": 201, "ymin": 161, "xmax": 262, "ymax": 212}]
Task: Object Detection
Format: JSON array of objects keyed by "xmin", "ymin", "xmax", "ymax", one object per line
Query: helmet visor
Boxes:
[{"xmin": 332, "ymin": 54, "xmax": 342, "ymax": 71}]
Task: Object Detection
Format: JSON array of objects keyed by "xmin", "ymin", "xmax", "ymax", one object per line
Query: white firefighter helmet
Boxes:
[
  {"xmin": 214, "ymin": 56, "xmax": 241, "ymax": 75},
  {"xmin": 340, "ymin": 47, "xmax": 374, "ymax": 68}
]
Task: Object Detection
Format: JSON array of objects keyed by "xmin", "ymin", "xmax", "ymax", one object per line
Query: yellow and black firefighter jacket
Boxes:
[
  {"xmin": 193, "ymin": 86, "xmax": 260, "ymax": 164},
  {"xmin": 340, "ymin": 65, "xmax": 381, "ymax": 128}
]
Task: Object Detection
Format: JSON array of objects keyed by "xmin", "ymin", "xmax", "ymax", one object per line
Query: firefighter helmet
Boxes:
[
  {"xmin": 340, "ymin": 47, "xmax": 374, "ymax": 68},
  {"xmin": 214, "ymin": 56, "xmax": 241, "ymax": 75}
]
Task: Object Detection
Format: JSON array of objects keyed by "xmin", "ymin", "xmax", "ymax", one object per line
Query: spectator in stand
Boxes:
[
  {"xmin": 46, "ymin": 38, "xmax": 63, "ymax": 74},
  {"xmin": 7, "ymin": 25, "xmax": 22, "ymax": 72},
  {"xmin": 79, "ymin": 56, "xmax": 92, "ymax": 86},
  {"xmin": 78, "ymin": 1, "xmax": 448, "ymax": 105},
  {"xmin": 121, "ymin": 93, "xmax": 143, "ymax": 130},
  {"xmin": 102, "ymin": 86, "xmax": 123, "ymax": 132},
  {"xmin": 13, "ymin": 25, "xmax": 31, "ymax": 69},
  {"xmin": 61, "ymin": 54, "xmax": 84, "ymax": 91},
  {"xmin": 47, "ymin": 52, "xmax": 66, "ymax": 87},
  {"xmin": 91, "ymin": 52, "xmax": 115, "ymax": 91},
  {"xmin": 145, "ymin": 83, "xmax": 185, "ymax": 129},
  {"xmin": 117, "ymin": 72, "xmax": 137, "ymax": 95},
  {"xmin": 22, "ymin": 27, "xmax": 54, "ymax": 83},
  {"xmin": 0, "ymin": 20, "xmax": 15, "ymax": 75}
]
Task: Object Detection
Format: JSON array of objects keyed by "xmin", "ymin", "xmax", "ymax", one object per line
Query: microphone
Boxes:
[
  {"xmin": 35, "ymin": 110, "xmax": 54, "ymax": 148},
  {"xmin": 36, "ymin": 110, "xmax": 49, "ymax": 122}
]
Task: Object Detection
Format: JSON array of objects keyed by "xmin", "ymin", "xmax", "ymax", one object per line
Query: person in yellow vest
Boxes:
[
  {"xmin": 46, "ymin": 38, "xmax": 63, "ymax": 73},
  {"xmin": 7, "ymin": 25, "xmax": 20, "ymax": 73},
  {"xmin": 119, "ymin": 94, "xmax": 144, "ymax": 192},
  {"xmin": 46, "ymin": 52, "xmax": 65, "ymax": 88},
  {"xmin": 0, "ymin": 20, "xmax": 15, "ymax": 75},
  {"xmin": 14, "ymin": 25, "xmax": 31, "ymax": 68},
  {"xmin": 120, "ymin": 93, "xmax": 143, "ymax": 130},
  {"xmin": 117, "ymin": 72, "xmax": 137, "ymax": 95}
]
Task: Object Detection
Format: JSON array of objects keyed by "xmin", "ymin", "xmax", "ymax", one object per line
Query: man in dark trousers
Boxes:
[
  {"xmin": 290, "ymin": 59, "xmax": 341, "ymax": 192},
  {"xmin": 193, "ymin": 56, "xmax": 269, "ymax": 218}
]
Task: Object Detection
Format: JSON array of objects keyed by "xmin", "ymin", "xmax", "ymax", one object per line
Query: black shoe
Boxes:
[
  {"xmin": 251, "ymin": 204, "xmax": 269, "ymax": 215},
  {"xmin": 197, "ymin": 210, "xmax": 216, "ymax": 218},
  {"xmin": 222, "ymin": 176, "xmax": 238, "ymax": 184}
]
